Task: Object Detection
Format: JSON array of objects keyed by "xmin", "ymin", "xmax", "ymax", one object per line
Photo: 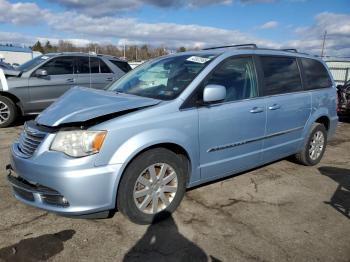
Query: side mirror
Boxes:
[
  {"xmin": 203, "ymin": 84, "xmax": 226, "ymax": 103},
  {"xmin": 35, "ymin": 69, "xmax": 48, "ymax": 77}
]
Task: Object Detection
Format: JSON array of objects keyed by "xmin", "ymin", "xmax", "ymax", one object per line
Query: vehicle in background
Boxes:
[
  {"xmin": 7, "ymin": 44, "xmax": 337, "ymax": 224},
  {"xmin": 0, "ymin": 53, "xmax": 132, "ymax": 127},
  {"xmin": 0, "ymin": 61, "xmax": 14, "ymax": 70},
  {"xmin": 337, "ymin": 80, "xmax": 350, "ymax": 116}
]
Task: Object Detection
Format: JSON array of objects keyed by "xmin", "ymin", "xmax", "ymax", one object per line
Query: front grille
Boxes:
[
  {"xmin": 18, "ymin": 122, "xmax": 47, "ymax": 158},
  {"xmin": 13, "ymin": 187, "xmax": 35, "ymax": 202}
]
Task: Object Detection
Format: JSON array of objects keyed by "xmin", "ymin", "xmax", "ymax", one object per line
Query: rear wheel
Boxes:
[
  {"xmin": 0, "ymin": 96, "xmax": 17, "ymax": 128},
  {"xmin": 117, "ymin": 148, "xmax": 187, "ymax": 224},
  {"xmin": 295, "ymin": 123, "xmax": 327, "ymax": 166}
]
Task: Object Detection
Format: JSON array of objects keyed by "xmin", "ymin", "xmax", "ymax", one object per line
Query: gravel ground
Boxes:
[{"xmin": 0, "ymin": 118, "xmax": 349, "ymax": 262}]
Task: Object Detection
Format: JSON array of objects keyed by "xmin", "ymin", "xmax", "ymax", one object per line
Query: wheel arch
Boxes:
[{"xmin": 0, "ymin": 91, "xmax": 23, "ymax": 115}]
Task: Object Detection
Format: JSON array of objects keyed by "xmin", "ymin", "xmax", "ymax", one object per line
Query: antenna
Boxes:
[
  {"xmin": 89, "ymin": 49, "xmax": 92, "ymax": 89},
  {"xmin": 321, "ymin": 30, "xmax": 327, "ymax": 57}
]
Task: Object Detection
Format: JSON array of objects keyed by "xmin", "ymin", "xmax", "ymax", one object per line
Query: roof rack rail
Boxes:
[
  {"xmin": 202, "ymin": 44, "xmax": 257, "ymax": 50},
  {"xmin": 281, "ymin": 48, "xmax": 298, "ymax": 52}
]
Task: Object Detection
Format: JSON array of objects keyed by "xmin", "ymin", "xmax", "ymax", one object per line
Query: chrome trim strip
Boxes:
[{"xmin": 207, "ymin": 126, "xmax": 304, "ymax": 153}]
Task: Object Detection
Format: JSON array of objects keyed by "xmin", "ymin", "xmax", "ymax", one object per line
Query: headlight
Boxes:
[{"xmin": 50, "ymin": 130, "xmax": 107, "ymax": 157}]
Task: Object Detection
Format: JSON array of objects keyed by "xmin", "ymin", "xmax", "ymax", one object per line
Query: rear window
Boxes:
[
  {"xmin": 260, "ymin": 56, "xmax": 302, "ymax": 96},
  {"xmin": 109, "ymin": 60, "xmax": 132, "ymax": 73},
  {"xmin": 77, "ymin": 57, "xmax": 112, "ymax": 74},
  {"xmin": 301, "ymin": 58, "xmax": 332, "ymax": 89}
]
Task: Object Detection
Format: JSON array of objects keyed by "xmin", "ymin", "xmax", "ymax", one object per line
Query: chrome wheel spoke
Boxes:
[
  {"xmin": 309, "ymin": 131, "xmax": 325, "ymax": 160},
  {"xmin": 152, "ymin": 194, "xmax": 159, "ymax": 214},
  {"xmin": 148, "ymin": 165, "xmax": 157, "ymax": 183},
  {"xmin": 162, "ymin": 171, "xmax": 176, "ymax": 185},
  {"xmin": 137, "ymin": 176, "xmax": 152, "ymax": 187},
  {"xmin": 163, "ymin": 185, "xmax": 177, "ymax": 193},
  {"xmin": 134, "ymin": 187, "xmax": 151, "ymax": 198},
  {"xmin": 139, "ymin": 194, "xmax": 152, "ymax": 211}
]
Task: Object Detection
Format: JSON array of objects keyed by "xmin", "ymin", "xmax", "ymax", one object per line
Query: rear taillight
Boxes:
[{"xmin": 336, "ymin": 92, "xmax": 339, "ymax": 112}]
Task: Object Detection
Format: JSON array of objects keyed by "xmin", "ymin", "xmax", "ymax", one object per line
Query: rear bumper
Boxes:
[{"xmin": 8, "ymin": 143, "xmax": 123, "ymax": 216}]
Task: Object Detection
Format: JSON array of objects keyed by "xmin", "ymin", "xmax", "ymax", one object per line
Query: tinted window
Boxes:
[
  {"xmin": 77, "ymin": 57, "xmax": 111, "ymax": 74},
  {"xmin": 40, "ymin": 57, "xmax": 74, "ymax": 75},
  {"xmin": 100, "ymin": 60, "xmax": 112, "ymax": 73},
  {"xmin": 301, "ymin": 58, "xmax": 332, "ymax": 89},
  {"xmin": 203, "ymin": 57, "xmax": 258, "ymax": 102},
  {"xmin": 109, "ymin": 60, "xmax": 132, "ymax": 73},
  {"xmin": 260, "ymin": 56, "xmax": 302, "ymax": 95}
]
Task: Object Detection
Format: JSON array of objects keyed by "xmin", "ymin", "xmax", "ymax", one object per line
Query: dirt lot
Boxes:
[{"xmin": 0, "ymin": 118, "xmax": 349, "ymax": 262}]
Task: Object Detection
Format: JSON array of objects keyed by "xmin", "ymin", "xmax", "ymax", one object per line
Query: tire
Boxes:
[
  {"xmin": 117, "ymin": 148, "xmax": 187, "ymax": 224},
  {"xmin": 294, "ymin": 123, "xmax": 327, "ymax": 166},
  {"xmin": 0, "ymin": 96, "xmax": 17, "ymax": 128}
]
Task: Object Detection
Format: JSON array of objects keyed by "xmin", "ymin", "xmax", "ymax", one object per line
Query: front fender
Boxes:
[{"xmin": 107, "ymin": 128, "xmax": 200, "ymax": 184}]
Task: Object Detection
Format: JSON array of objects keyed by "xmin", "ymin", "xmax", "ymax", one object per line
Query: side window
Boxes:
[
  {"xmin": 40, "ymin": 57, "xmax": 74, "ymax": 75},
  {"xmin": 89, "ymin": 57, "xmax": 100, "ymax": 73},
  {"xmin": 260, "ymin": 56, "xmax": 302, "ymax": 95},
  {"xmin": 76, "ymin": 57, "xmax": 112, "ymax": 74},
  {"xmin": 100, "ymin": 59, "xmax": 112, "ymax": 73},
  {"xmin": 109, "ymin": 60, "xmax": 132, "ymax": 73},
  {"xmin": 301, "ymin": 58, "xmax": 332, "ymax": 89},
  {"xmin": 203, "ymin": 57, "xmax": 258, "ymax": 102}
]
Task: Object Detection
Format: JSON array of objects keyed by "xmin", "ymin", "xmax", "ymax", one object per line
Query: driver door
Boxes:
[
  {"xmin": 198, "ymin": 56, "xmax": 267, "ymax": 180},
  {"xmin": 27, "ymin": 56, "xmax": 76, "ymax": 112}
]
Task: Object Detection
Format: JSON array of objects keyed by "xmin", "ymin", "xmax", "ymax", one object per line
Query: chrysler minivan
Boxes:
[{"xmin": 7, "ymin": 44, "xmax": 337, "ymax": 224}]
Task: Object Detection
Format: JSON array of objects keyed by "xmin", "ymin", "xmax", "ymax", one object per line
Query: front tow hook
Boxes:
[{"xmin": 5, "ymin": 164, "xmax": 13, "ymax": 176}]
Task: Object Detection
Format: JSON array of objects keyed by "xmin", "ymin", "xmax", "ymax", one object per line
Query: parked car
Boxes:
[
  {"xmin": 0, "ymin": 53, "xmax": 132, "ymax": 127},
  {"xmin": 336, "ymin": 80, "xmax": 350, "ymax": 116},
  {"xmin": 0, "ymin": 61, "xmax": 14, "ymax": 70},
  {"xmin": 7, "ymin": 45, "xmax": 337, "ymax": 224}
]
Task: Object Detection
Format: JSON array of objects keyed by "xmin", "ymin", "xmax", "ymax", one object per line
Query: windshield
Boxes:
[
  {"xmin": 17, "ymin": 55, "xmax": 51, "ymax": 72},
  {"xmin": 108, "ymin": 54, "xmax": 217, "ymax": 100}
]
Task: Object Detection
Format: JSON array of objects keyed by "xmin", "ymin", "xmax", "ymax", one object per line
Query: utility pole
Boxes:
[
  {"xmin": 123, "ymin": 42, "xmax": 126, "ymax": 59},
  {"xmin": 321, "ymin": 30, "xmax": 327, "ymax": 57}
]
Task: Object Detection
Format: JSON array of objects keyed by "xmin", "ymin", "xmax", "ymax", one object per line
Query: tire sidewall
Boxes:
[
  {"xmin": 117, "ymin": 148, "xmax": 187, "ymax": 224},
  {"xmin": 0, "ymin": 96, "xmax": 17, "ymax": 128},
  {"xmin": 305, "ymin": 124, "xmax": 327, "ymax": 165}
]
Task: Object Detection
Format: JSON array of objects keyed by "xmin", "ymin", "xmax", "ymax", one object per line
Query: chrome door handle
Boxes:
[
  {"xmin": 250, "ymin": 107, "xmax": 264, "ymax": 113},
  {"xmin": 268, "ymin": 104, "xmax": 281, "ymax": 110}
]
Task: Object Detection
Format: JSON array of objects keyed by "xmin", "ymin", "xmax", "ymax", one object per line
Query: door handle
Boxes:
[
  {"xmin": 106, "ymin": 77, "xmax": 113, "ymax": 81},
  {"xmin": 66, "ymin": 78, "xmax": 75, "ymax": 83},
  {"xmin": 268, "ymin": 104, "xmax": 281, "ymax": 110},
  {"xmin": 250, "ymin": 107, "xmax": 264, "ymax": 113}
]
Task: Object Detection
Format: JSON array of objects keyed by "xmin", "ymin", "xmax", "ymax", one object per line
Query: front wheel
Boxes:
[
  {"xmin": 0, "ymin": 96, "xmax": 17, "ymax": 128},
  {"xmin": 117, "ymin": 148, "xmax": 187, "ymax": 224},
  {"xmin": 295, "ymin": 123, "xmax": 327, "ymax": 166}
]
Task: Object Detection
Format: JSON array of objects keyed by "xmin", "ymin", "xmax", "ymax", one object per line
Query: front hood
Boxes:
[
  {"xmin": 36, "ymin": 86, "xmax": 161, "ymax": 127},
  {"xmin": 3, "ymin": 69, "xmax": 21, "ymax": 77}
]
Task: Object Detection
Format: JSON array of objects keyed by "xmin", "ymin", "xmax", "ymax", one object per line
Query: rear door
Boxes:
[
  {"xmin": 76, "ymin": 57, "xmax": 114, "ymax": 89},
  {"xmin": 198, "ymin": 56, "xmax": 267, "ymax": 179},
  {"xmin": 27, "ymin": 56, "xmax": 76, "ymax": 111},
  {"xmin": 258, "ymin": 55, "xmax": 311, "ymax": 162}
]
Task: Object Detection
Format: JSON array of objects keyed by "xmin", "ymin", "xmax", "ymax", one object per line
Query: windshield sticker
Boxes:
[
  {"xmin": 41, "ymin": 56, "xmax": 49, "ymax": 60},
  {"xmin": 186, "ymin": 56, "xmax": 211, "ymax": 64}
]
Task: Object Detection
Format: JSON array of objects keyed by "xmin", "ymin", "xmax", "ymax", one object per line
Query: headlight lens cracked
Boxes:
[{"xmin": 50, "ymin": 130, "xmax": 107, "ymax": 157}]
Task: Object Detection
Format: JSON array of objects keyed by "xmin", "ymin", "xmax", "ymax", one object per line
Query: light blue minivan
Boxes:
[{"xmin": 7, "ymin": 44, "xmax": 337, "ymax": 224}]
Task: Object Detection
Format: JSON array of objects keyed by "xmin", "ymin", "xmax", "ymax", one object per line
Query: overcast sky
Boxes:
[{"xmin": 0, "ymin": 0, "xmax": 349, "ymax": 57}]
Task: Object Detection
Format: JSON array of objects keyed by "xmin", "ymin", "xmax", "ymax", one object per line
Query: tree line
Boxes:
[{"xmin": 31, "ymin": 40, "xmax": 189, "ymax": 61}]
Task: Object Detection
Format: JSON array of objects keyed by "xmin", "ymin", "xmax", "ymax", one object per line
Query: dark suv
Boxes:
[
  {"xmin": 0, "ymin": 53, "xmax": 132, "ymax": 127},
  {"xmin": 337, "ymin": 80, "xmax": 350, "ymax": 116}
]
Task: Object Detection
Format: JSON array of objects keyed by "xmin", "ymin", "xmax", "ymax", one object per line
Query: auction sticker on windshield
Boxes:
[{"xmin": 186, "ymin": 56, "xmax": 211, "ymax": 64}]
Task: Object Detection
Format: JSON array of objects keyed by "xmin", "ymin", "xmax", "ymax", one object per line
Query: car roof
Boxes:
[
  {"xmin": 44, "ymin": 52, "xmax": 127, "ymax": 62},
  {"xmin": 170, "ymin": 44, "xmax": 322, "ymax": 62}
]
